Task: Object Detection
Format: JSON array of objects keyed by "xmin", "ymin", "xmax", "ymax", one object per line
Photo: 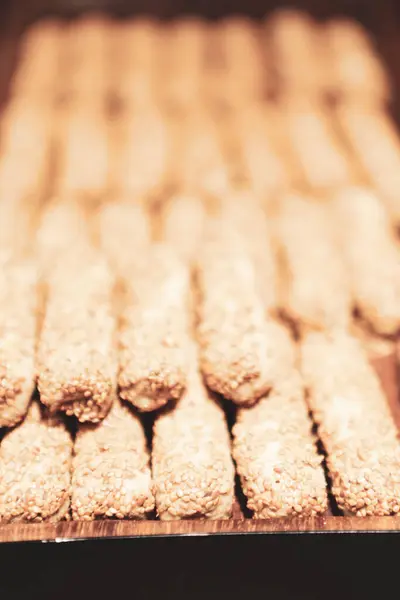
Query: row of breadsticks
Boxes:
[
  {"xmin": 3, "ymin": 12, "xmax": 400, "ymax": 220},
  {"xmin": 0, "ymin": 13, "xmax": 400, "ymax": 522},
  {"xmin": 1, "ymin": 186, "xmax": 400, "ymax": 522},
  {"xmin": 8, "ymin": 10, "xmax": 391, "ymax": 107}
]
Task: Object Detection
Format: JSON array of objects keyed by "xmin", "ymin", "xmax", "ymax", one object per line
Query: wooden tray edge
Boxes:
[{"xmin": 2, "ymin": 516, "xmax": 400, "ymax": 544}]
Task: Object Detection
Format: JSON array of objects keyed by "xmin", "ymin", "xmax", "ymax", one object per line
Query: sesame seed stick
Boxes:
[
  {"xmin": 35, "ymin": 199, "xmax": 91, "ymax": 273},
  {"xmin": 167, "ymin": 110, "xmax": 231, "ymax": 198},
  {"xmin": 109, "ymin": 18, "xmax": 159, "ymax": 108},
  {"xmin": 231, "ymin": 106, "xmax": 289, "ymax": 197},
  {"xmin": 233, "ymin": 364, "xmax": 328, "ymax": 518},
  {"xmin": 0, "ymin": 102, "xmax": 51, "ymax": 200},
  {"xmin": 61, "ymin": 15, "xmax": 110, "ymax": 106},
  {"xmin": 337, "ymin": 106, "xmax": 400, "ymax": 225},
  {"xmin": 325, "ymin": 18, "xmax": 391, "ymax": 105},
  {"xmin": 97, "ymin": 200, "xmax": 151, "ymax": 274},
  {"xmin": 301, "ymin": 330, "xmax": 400, "ymax": 516},
  {"xmin": 111, "ymin": 108, "xmax": 169, "ymax": 200},
  {"xmin": 218, "ymin": 193, "xmax": 278, "ymax": 314},
  {"xmin": 37, "ymin": 249, "xmax": 116, "ymax": 423},
  {"xmin": 332, "ymin": 186, "xmax": 400, "ymax": 336},
  {"xmin": 161, "ymin": 192, "xmax": 206, "ymax": 263},
  {"xmin": 0, "ymin": 402, "xmax": 72, "ymax": 523},
  {"xmin": 10, "ymin": 19, "xmax": 62, "ymax": 101},
  {"xmin": 196, "ymin": 221, "xmax": 292, "ymax": 405},
  {"xmin": 211, "ymin": 18, "xmax": 265, "ymax": 108},
  {"xmin": 71, "ymin": 396, "xmax": 154, "ymax": 520},
  {"xmin": 152, "ymin": 345, "xmax": 235, "ymax": 520},
  {"xmin": 267, "ymin": 9, "xmax": 329, "ymax": 99},
  {"xmin": 0, "ymin": 259, "xmax": 37, "ymax": 428},
  {"xmin": 55, "ymin": 108, "xmax": 109, "ymax": 201},
  {"xmin": 276, "ymin": 193, "xmax": 351, "ymax": 332},
  {"xmin": 118, "ymin": 246, "xmax": 190, "ymax": 412},
  {"xmin": 157, "ymin": 19, "xmax": 206, "ymax": 110},
  {"xmin": 283, "ymin": 98, "xmax": 351, "ymax": 191}
]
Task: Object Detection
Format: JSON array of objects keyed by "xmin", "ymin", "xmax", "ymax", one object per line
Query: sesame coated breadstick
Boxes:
[
  {"xmin": 162, "ymin": 193, "xmax": 205, "ymax": 263},
  {"xmin": 97, "ymin": 200, "xmax": 151, "ymax": 273},
  {"xmin": 0, "ymin": 402, "xmax": 72, "ymax": 523},
  {"xmin": 111, "ymin": 108, "xmax": 168, "ymax": 199},
  {"xmin": 276, "ymin": 194, "xmax": 351, "ymax": 332},
  {"xmin": 284, "ymin": 99, "xmax": 350, "ymax": 191},
  {"xmin": 196, "ymin": 221, "xmax": 292, "ymax": 405},
  {"xmin": 38, "ymin": 250, "xmax": 115, "ymax": 422},
  {"xmin": 110, "ymin": 18, "xmax": 158, "ymax": 108},
  {"xmin": 232, "ymin": 106, "xmax": 289, "ymax": 197},
  {"xmin": 326, "ymin": 18, "xmax": 391, "ymax": 104},
  {"xmin": 0, "ymin": 102, "xmax": 51, "ymax": 199},
  {"xmin": 337, "ymin": 105, "xmax": 400, "ymax": 224},
  {"xmin": 152, "ymin": 345, "xmax": 235, "ymax": 520},
  {"xmin": 267, "ymin": 9, "xmax": 329, "ymax": 98},
  {"xmin": 61, "ymin": 15, "xmax": 109, "ymax": 105},
  {"xmin": 233, "ymin": 365, "xmax": 328, "ymax": 518},
  {"xmin": 72, "ymin": 397, "xmax": 154, "ymax": 520},
  {"xmin": 301, "ymin": 331, "xmax": 400, "ymax": 516},
  {"xmin": 214, "ymin": 17, "xmax": 265, "ymax": 107},
  {"xmin": 0, "ymin": 259, "xmax": 37, "ymax": 428},
  {"xmin": 157, "ymin": 18, "xmax": 206, "ymax": 109},
  {"xmin": 55, "ymin": 108, "xmax": 109, "ymax": 201},
  {"xmin": 10, "ymin": 19, "xmax": 62, "ymax": 101},
  {"xmin": 35, "ymin": 199, "xmax": 91, "ymax": 273},
  {"xmin": 332, "ymin": 187, "xmax": 400, "ymax": 337},
  {"xmin": 167, "ymin": 110, "xmax": 231, "ymax": 197},
  {"xmin": 118, "ymin": 246, "xmax": 190, "ymax": 412},
  {"xmin": 218, "ymin": 193, "xmax": 278, "ymax": 313}
]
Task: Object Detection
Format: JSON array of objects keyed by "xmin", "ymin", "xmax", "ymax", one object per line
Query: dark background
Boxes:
[{"xmin": 0, "ymin": 533, "xmax": 399, "ymax": 599}]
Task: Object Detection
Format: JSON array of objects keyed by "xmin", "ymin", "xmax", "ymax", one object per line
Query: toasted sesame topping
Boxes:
[
  {"xmin": 0, "ymin": 402, "xmax": 72, "ymax": 523},
  {"xmin": 118, "ymin": 246, "xmax": 190, "ymax": 412},
  {"xmin": 0, "ymin": 260, "xmax": 37, "ymax": 427},
  {"xmin": 38, "ymin": 250, "xmax": 116, "ymax": 423},
  {"xmin": 276, "ymin": 194, "xmax": 351, "ymax": 332},
  {"xmin": 72, "ymin": 397, "xmax": 154, "ymax": 520},
  {"xmin": 152, "ymin": 345, "xmax": 235, "ymax": 520},
  {"xmin": 234, "ymin": 368, "xmax": 328, "ymax": 518},
  {"xmin": 333, "ymin": 187, "xmax": 400, "ymax": 336},
  {"xmin": 302, "ymin": 331, "xmax": 400, "ymax": 516}
]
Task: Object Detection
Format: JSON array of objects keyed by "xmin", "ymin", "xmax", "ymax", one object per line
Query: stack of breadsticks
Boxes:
[{"xmin": 0, "ymin": 8, "xmax": 399, "ymax": 525}]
